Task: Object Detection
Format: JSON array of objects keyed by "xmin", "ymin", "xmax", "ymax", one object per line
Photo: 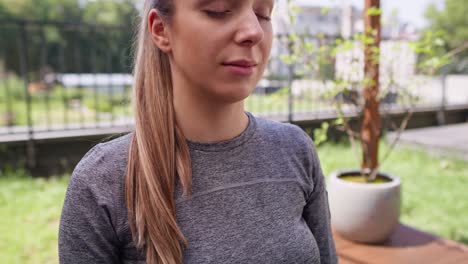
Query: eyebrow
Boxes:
[{"xmin": 195, "ymin": 0, "xmax": 220, "ymax": 6}]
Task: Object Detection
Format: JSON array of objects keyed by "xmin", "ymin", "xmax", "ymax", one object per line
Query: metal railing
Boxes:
[
  {"xmin": 0, "ymin": 19, "xmax": 133, "ymax": 136},
  {"xmin": 1, "ymin": 19, "xmax": 463, "ymax": 139}
]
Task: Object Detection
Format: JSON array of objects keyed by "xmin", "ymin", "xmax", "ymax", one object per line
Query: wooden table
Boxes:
[{"xmin": 334, "ymin": 224, "xmax": 468, "ymax": 264}]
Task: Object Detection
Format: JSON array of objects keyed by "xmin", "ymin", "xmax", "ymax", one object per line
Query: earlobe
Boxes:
[{"xmin": 148, "ymin": 9, "xmax": 171, "ymax": 53}]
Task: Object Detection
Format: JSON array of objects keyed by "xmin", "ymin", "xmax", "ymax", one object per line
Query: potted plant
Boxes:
[{"xmin": 326, "ymin": 0, "xmax": 403, "ymax": 243}]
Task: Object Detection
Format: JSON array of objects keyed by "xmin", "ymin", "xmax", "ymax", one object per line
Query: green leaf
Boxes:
[
  {"xmin": 333, "ymin": 117, "xmax": 344, "ymax": 126},
  {"xmin": 290, "ymin": 6, "xmax": 303, "ymax": 14},
  {"xmin": 434, "ymin": 38, "xmax": 445, "ymax": 46},
  {"xmin": 289, "ymin": 33, "xmax": 298, "ymax": 42},
  {"xmin": 305, "ymin": 42, "xmax": 315, "ymax": 54},
  {"xmin": 366, "ymin": 7, "xmax": 382, "ymax": 16},
  {"xmin": 280, "ymin": 54, "xmax": 296, "ymax": 65},
  {"xmin": 314, "ymin": 122, "xmax": 330, "ymax": 146},
  {"xmin": 321, "ymin": 7, "xmax": 330, "ymax": 15}
]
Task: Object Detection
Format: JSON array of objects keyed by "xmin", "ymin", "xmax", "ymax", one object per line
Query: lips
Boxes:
[
  {"xmin": 222, "ymin": 60, "xmax": 258, "ymax": 67},
  {"xmin": 222, "ymin": 60, "xmax": 258, "ymax": 76}
]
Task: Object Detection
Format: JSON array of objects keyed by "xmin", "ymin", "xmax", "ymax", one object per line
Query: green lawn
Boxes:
[
  {"xmin": 0, "ymin": 142, "xmax": 467, "ymax": 263},
  {"xmin": 0, "ymin": 170, "xmax": 69, "ymax": 264}
]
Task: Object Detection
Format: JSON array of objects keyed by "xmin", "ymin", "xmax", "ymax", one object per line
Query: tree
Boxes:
[
  {"xmin": 425, "ymin": 0, "xmax": 468, "ymax": 73},
  {"xmin": 0, "ymin": 0, "xmax": 82, "ymax": 22},
  {"xmin": 282, "ymin": 0, "xmax": 457, "ymax": 181},
  {"xmin": 361, "ymin": 0, "xmax": 381, "ymax": 176},
  {"xmin": 0, "ymin": 0, "xmax": 139, "ymax": 75}
]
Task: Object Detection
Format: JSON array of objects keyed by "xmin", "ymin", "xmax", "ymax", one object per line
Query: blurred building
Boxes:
[
  {"xmin": 341, "ymin": 5, "xmax": 362, "ymax": 39},
  {"xmin": 273, "ymin": 4, "xmax": 360, "ymax": 37},
  {"xmin": 267, "ymin": 3, "xmax": 418, "ymax": 91},
  {"xmin": 295, "ymin": 6, "xmax": 342, "ymax": 36}
]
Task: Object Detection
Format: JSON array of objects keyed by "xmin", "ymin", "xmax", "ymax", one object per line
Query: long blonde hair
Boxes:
[{"xmin": 125, "ymin": 1, "xmax": 192, "ymax": 263}]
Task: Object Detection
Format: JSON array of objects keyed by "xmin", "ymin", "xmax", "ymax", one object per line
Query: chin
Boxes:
[{"xmin": 213, "ymin": 84, "xmax": 253, "ymax": 104}]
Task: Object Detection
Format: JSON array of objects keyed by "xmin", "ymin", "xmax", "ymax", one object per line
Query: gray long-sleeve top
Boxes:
[{"xmin": 59, "ymin": 112, "xmax": 337, "ymax": 263}]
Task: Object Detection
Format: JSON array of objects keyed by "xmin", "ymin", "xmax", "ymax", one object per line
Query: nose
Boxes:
[{"xmin": 234, "ymin": 11, "xmax": 264, "ymax": 47}]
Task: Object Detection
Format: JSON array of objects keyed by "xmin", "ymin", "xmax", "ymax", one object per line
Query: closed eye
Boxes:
[
  {"xmin": 205, "ymin": 10, "xmax": 270, "ymax": 21},
  {"xmin": 204, "ymin": 10, "xmax": 231, "ymax": 18},
  {"xmin": 256, "ymin": 13, "xmax": 271, "ymax": 21}
]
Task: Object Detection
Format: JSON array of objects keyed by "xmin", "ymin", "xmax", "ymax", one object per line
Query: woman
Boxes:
[{"xmin": 58, "ymin": 0, "xmax": 337, "ymax": 263}]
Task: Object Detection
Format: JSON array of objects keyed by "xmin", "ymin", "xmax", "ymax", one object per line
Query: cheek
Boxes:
[
  {"xmin": 262, "ymin": 30, "xmax": 273, "ymax": 58},
  {"xmin": 175, "ymin": 28, "xmax": 219, "ymax": 65},
  {"xmin": 172, "ymin": 34, "xmax": 216, "ymax": 76},
  {"xmin": 258, "ymin": 37, "xmax": 273, "ymax": 73}
]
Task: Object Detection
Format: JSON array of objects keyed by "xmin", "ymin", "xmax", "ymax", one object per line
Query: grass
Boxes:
[
  {"xmin": 0, "ymin": 141, "xmax": 467, "ymax": 263},
  {"xmin": 0, "ymin": 170, "xmax": 69, "ymax": 264}
]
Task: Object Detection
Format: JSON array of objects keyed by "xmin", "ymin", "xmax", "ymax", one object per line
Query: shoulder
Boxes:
[
  {"xmin": 72, "ymin": 132, "xmax": 132, "ymax": 183},
  {"xmin": 251, "ymin": 115, "xmax": 322, "ymax": 195},
  {"xmin": 68, "ymin": 132, "xmax": 133, "ymax": 207},
  {"xmin": 253, "ymin": 114, "xmax": 313, "ymax": 150},
  {"xmin": 60, "ymin": 133, "xmax": 134, "ymax": 256},
  {"xmin": 252, "ymin": 114, "xmax": 320, "ymax": 174}
]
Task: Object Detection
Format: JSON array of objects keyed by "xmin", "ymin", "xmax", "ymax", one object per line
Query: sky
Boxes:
[{"xmin": 293, "ymin": 0, "xmax": 445, "ymax": 29}]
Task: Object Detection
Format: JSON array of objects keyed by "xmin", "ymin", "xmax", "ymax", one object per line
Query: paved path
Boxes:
[{"xmin": 388, "ymin": 122, "xmax": 468, "ymax": 160}]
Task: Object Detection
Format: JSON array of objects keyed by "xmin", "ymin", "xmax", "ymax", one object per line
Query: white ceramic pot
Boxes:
[{"xmin": 328, "ymin": 170, "xmax": 401, "ymax": 243}]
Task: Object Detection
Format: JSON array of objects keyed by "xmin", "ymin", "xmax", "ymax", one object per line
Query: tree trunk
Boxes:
[{"xmin": 361, "ymin": 0, "xmax": 381, "ymax": 172}]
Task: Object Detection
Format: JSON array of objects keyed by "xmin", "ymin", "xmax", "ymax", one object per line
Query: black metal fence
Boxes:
[
  {"xmin": 0, "ymin": 19, "xmax": 134, "ymax": 137},
  {"xmin": 0, "ymin": 19, "xmax": 458, "ymax": 139}
]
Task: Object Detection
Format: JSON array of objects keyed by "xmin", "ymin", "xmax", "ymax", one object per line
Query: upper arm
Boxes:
[
  {"xmin": 58, "ymin": 146, "xmax": 121, "ymax": 263},
  {"xmin": 299, "ymin": 130, "xmax": 338, "ymax": 264}
]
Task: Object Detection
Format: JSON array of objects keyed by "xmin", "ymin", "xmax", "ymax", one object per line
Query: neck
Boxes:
[{"xmin": 173, "ymin": 84, "xmax": 248, "ymax": 144}]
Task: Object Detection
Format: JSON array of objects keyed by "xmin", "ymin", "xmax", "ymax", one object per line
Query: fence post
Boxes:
[
  {"xmin": 90, "ymin": 27, "xmax": 100, "ymax": 127},
  {"xmin": 287, "ymin": 37, "xmax": 294, "ymax": 123},
  {"xmin": 437, "ymin": 65, "xmax": 448, "ymax": 125},
  {"xmin": 18, "ymin": 21, "xmax": 36, "ymax": 169}
]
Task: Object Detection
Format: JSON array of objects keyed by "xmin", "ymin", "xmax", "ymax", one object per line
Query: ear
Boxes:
[{"xmin": 148, "ymin": 9, "xmax": 171, "ymax": 53}]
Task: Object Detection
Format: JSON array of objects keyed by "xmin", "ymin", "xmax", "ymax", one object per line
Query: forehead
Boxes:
[{"xmin": 189, "ymin": 0, "xmax": 275, "ymax": 6}]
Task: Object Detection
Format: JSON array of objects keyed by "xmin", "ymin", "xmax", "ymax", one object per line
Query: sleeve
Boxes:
[
  {"xmin": 301, "ymin": 133, "xmax": 338, "ymax": 264},
  {"xmin": 58, "ymin": 146, "xmax": 121, "ymax": 264}
]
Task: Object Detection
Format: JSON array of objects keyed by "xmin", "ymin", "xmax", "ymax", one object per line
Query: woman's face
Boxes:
[{"xmin": 166, "ymin": 0, "xmax": 274, "ymax": 104}]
